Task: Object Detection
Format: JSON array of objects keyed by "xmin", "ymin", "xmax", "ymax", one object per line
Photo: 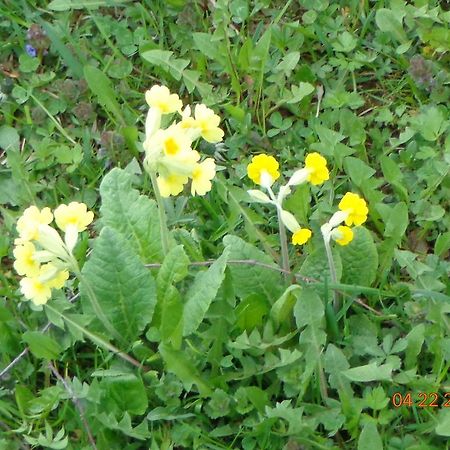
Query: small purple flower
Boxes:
[{"xmin": 25, "ymin": 44, "xmax": 37, "ymax": 57}]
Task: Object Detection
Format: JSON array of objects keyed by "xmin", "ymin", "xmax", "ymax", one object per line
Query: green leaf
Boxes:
[
  {"xmin": 140, "ymin": 50, "xmax": 189, "ymax": 81},
  {"xmin": 156, "ymin": 245, "xmax": 189, "ymax": 300},
  {"xmin": 376, "ymin": 202, "xmax": 408, "ymax": 242},
  {"xmin": 342, "ymin": 362, "xmax": 393, "ymax": 382},
  {"xmin": 80, "ymin": 227, "xmax": 157, "ymax": 341},
  {"xmin": 183, "ymin": 249, "xmax": 229, "ymax": 336},
  {"xmin": 100, "ymin": 168, "xmax": 163, "ymax": 263},
  {"xmin": 236, "ymin": 294, "xmax": 270, "ymax": 331},
  {"xmin": 294, "ymin": 287, "xmax": 324, "ymax": 328},
  {"xmin": 159, "ymin": 343, "xmax": 212, "ymax": 396},
  {"xmin": 223, "ymin": 235, "xmax": 283, "ymax": 300},
  {"xmin": 299, "ymin": 239, "xmax": 342, "ymax": 283},
  {"xmin": 375, "ymin": 8, "xmax": 407, "ymax": 42},
  {"xmin": 83, "ymin": 65, "xmax": 124, "ymax": 124},
  {"xmin": 48, "ymin": 0, "xmax": 129, "ymax": 10},
  {"xmin": 285, "ymin": 83, "xmax": 315, "ymax": 104},
  {"xmin": 436, "ymin": 410, "xmax": 450, "ymax": 437},
  {"xmin": 270, "ymin": 285, "xmax": 301, "ymax": 328},
  {"xmin": 192, "ymin": 33, "xmax": 223, "ymax": 61},
  {"xmin": 22, "ymin": 331, "xmax": 62, "ymax": 360},
  {"xmin": 102, "ymin": 373, "xmax": 148, "ymax": 415},
  {"xmin": 0, "ymin": 126, "xmax": 20, "ymax": 151},
  {"xmin": 339, "ymin": 227, "xmax": 378, "ymax": 286},
  {"xmin": 344, "ymin": 157, "xmax": 376, "ymax": 187},
  {"xmin": 405, "ymin": 324, "xmax": 425, "ymax": 370},
  {"xmin": 358, "ymin": 422, "xmax": 383, "ymax": 450}
]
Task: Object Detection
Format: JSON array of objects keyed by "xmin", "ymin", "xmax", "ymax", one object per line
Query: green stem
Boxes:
[
  {"xmin": 276, "ymin": 207, "xmax": 290, "ymax": 278},
  {"xmin": 323, "ymin": 237, "xmax": 340, "ymax": 312},
  {"xmin": 148, "ymin": 170, "xmax": 170, "ymax": 256},
  {"xmin": 45, "ymin": 304, "xmax": 143, "ymax": 370},
  {"xmin": 70, "ymin": 257, "xmax": 123, "ymax": 344}
]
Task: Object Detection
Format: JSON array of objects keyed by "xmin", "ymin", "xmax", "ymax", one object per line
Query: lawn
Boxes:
[{"xmin": 0, "ymin": 0, "xmax": 449, "ymax": 449}]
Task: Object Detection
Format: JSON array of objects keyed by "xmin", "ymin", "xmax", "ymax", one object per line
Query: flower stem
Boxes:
[
  {"xmin": 148, "ymin": 170, "xmax": 170, "ymax": 256},
  {"xmin": 276, "ymin": 207, "xmax": 290, "ymax": 278},
  {"xmin": 323, "ymin": 237, "xmax": 340, "ymax": 311},
  {"xmin": 45, "ymin": 304, "xmax": 144, "ymax": 370}
]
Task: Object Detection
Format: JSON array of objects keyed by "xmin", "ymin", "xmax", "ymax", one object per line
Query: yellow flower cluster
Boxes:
[
  {"xmin": 143, "ymin": 85, "xmax": 224, "ymax": 197},
  {"xmin": 13, "ymin": 203, "xmax": 94, "ymax": 305},
  {"xmin": 246, "ymin": 152, "xmax": 330, "ymax": 246},
  {"xmin": 321, "ymin": 192, "xmax": 368, "ymax": 246}
]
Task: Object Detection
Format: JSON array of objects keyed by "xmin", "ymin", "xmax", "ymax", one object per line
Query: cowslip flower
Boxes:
[
  {"xmin": 247, "ymin": 154, "xmax": 280, "ymax": 188},
  {"xmin": 145, "ymin": 85, "xmax": 182, "ymax": 115},
  {"xmin": 338, "ymin": 192, "xmax": 368, "ymax": 226},
  {"xmin": 14, "ymin": 202, "xmax": 93, "ymax": 305},
  {"xmin": 292, "ymin": 228, "xmax": 312, "ymax": 245},
  {"xmin": 191, "ymin": 158, "xmax": 216, "ymax": 196},
  {"xmin": 143, "ymin": 87, "xmax": 221, "ymax": 197},
  {"xmin": 279, "ymin": 209, "xmax": 312, "ymax": 246},
  {"xmin": 157, "ymin": 173, "xmax": 189, "ymax": 197},
  {"xmin": 13, "ymin": 241, "xmax": 40, "ymax": 277},
  {"xmin": 193, "ymin": 104, "xmax": 224, "ymax": 143},
  {"xmin": 54, "ymin": 202, "xmax": 94, "ymax": 252},
  {"xmin": 321, "ymin": 192, "xmax": 368, "ymax": 245},
  {"xmin": 15, "ymin": 206, "xmax": 53, "ymax": 242},
  {"xmin": 331, "ymin": 225, "xmax": 353, "ymax": 246},
  {"xmin": 287, "ymin": 152, "xmax": 329, "ymax": 187}
]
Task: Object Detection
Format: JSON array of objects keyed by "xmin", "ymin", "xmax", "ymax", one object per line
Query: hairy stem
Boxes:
[
  {"xmin": 148, "ymin": 170, "xmax": 170, "ymax": 256},
  {"xmin": 276, "ymin": 207, "xmax": 290, "ymax": 278},
  {"xmin": 323, "ymin": 237, "xmax": 340, "ymax": 312}
]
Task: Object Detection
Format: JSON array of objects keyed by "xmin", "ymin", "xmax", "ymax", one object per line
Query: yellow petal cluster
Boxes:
[
  {"xmin": 333, "ymin": 225, "xmax": 354, "ymax": 246},
  {"xmin": 145, "ymin": 85, "xmax": 182, "ymax": 114},
  {"xmin": 13, "ymin": 202, "xmax": 93, "ymax": 306},
  {"xmin": 292, "ymin": 228, "xmax": 312, "ymax": 246},
  {"xmin": 338, "ymin": 192, "xmax": 369, "ymax": 226},
  {"xmin": 16, "ymin": 206, "xmax": 53, "ymax": 242},
  {"xmin": 305, "ymin": 152, "xmax": 330, "ymax": 185},
  {"xmin": 54, "ymin": 202, "xmax": 94, "ymax": 232},
  {"xmin": 143, "ymin": 86, "xmax": 222, "ymax": 197},
  {"xmin": 247, "ymin": 154, "xmax": 280, "ymax": 188}
]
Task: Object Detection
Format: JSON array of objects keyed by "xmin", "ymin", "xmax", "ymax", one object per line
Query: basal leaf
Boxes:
[
  {"xmin": 84, "ymin": 66, "xmax": 124, "ymax": 124},
  {"xmin": 22, "ymin": 331, "xmax": 62, "ymax": 360},
  {"xmin": 358, "ymin": 422, "xmax": 383, "ymax": 450},
  {"xmin": 140, "ymin": 50, "xmax": 189, "ymax": 81},
  {"xmin": 339, "ymin": 227, "xmax": 378, "ymax": 286},
  {"xmin": 342, "ymin": 362, "xmax": 393, "ymax": 382},
  {"xmin": 80, "ymin": 227, "xmax": 156, "ymax": 342},
  {"xmin": 223, "ymin": 235, "xmax": 282, "ymax": 301},
  {"xmin": 100, "ymin": 168, "xmax": 163, "ymax": 263},
  {"xmin": 183, "ymin": 249, "xmax": 229, "ymax": 336},
  {"xmin": 156, "ymin": 245, "xmax": 189, "ymax": 301}
]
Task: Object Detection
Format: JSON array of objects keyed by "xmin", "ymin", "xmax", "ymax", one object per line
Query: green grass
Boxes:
[{"xmin": 0, "ymin": 0, "xmax": 450, "ymax": 449}]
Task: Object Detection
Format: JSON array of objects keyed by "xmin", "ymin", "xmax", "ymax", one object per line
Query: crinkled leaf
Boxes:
[
  {"xmin": 100, "ymin": 167, "xmax": 163, "ymax": 263},
  {"xmin": 81, "ymin": 227, "xmax": 156, "ymax": 341},
  {"xmin": 223, "ymin": 235, "xmax": 282, "ymax": 300},
  {"xmin": 339, "ymin": 227, "xmax": 378, "ymax": 286}
]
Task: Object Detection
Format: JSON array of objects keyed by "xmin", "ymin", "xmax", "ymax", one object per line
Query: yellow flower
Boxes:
[
  {"xmin": 13, "ymin": 242, "xmax": 40, "ymax": 277},
  {"xmin": 247, "ymin": 154, "xmax": 280, "ymax": 188},
  {"xmin": 194, "ymin": 104, "xmax": 224, "ymax": 143},
  {"xmin": 39, "ymin": 263, "xmax": 69, "ymax": 289},
  {"xmin": 145, "ymin": 85, "xmax": 182, "ymax": 114},
  {"xmin": 304, "ymin": 152, "xmax": 329, "ymax": 185},
  {"xmin": 332, "ymin": 226, "xmax": 354, "ymax": 246},
  {"xmin": 161, "ymin": 126, "xmax": 192, "ymax": 157},
  {"xmin": 54, "ymin": 202, "xmax": 94, "ymax": 232},
  {"xmin": 292, "ymin": 228, "xmax": 312, "ymax": 245},
  {"xmin": 16, "ymin": 206, "xmax": 53, "ymax": 241},
  {"xmin": 191, "ymin": 158, "xmax": 216, "ymax": 196},
  {"xmin": 338, "ymin": 193, "xmax": 368, "ymax": 226},
  {"xmin": 20, "ymin": 276, "xmax": 52, "ymax": 305},
  {"xmin": 157, "ymin": 173, "xmax": 189, "ymax": 197}
]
